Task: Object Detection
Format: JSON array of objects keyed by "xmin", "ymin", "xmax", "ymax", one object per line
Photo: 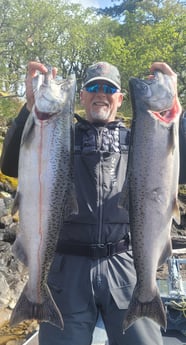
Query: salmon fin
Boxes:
[
  {"xmin": 158, "ymin": 239, "xmax": 172, "ymax": 267},
  {"xmin": 11, "ymin": 191, "xmax": 20, "ymax": 215},
  {"xmin": 12, "ymin": 234, "xmax": 28, "ymax": 266},
  {"xmin": 9, "ymin": 283, "xmax": 64, "ymax": 330},
  {"xmin": 21, "ymin": 113, "xmax": 35, "ymax": 145},
  {"xmin": 123, "ymin": 287, "xmax": 167, "ymax": 332},
  {"xmin": 173, "ymin": 198, "xmax": 180, "ymax": 225}
]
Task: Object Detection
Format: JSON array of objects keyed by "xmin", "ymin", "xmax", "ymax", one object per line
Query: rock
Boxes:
[
  {"xmin": 0, "ymin": 238, "xmax": 28, "ymax": 312},
  {"xmin": 0, "ymin": 191, "xmax": 12, "ymax": 199},
  {"xmin": 0, "ymin": 274, "xmax": 11, "ymax": 307},
  {"xmin": 0, "ymin": 172, "xmax": 17, "ymax": 195},
  {"xmin": 0, "ymin": 198, "xmax": 8, "ymax": 218},
  {"xmin": 1, "ymin": 214, "xmax": 14, "ymax": 226},
  {"xmin": 0, "ymin": 241, "xmax": 12, "ymax": 267},
  {"xmin": 6, "ymin": 340, "xmax": 23, "ymax": 345},
  {"xmin": 0, "ymin": 307, "xmax": 11, "ymax": 324},
  {"xmin": 0, "ymin": 228, "xmax": 16, "ymax": 244}
]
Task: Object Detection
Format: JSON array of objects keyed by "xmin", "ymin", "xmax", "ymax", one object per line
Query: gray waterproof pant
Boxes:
[{"xmin": 39, "ymin": 252, "xmax": 164, "ymax": 345}]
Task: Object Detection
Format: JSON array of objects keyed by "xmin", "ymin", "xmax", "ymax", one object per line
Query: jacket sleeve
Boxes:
[
  {"xmin": 179, "ymin": 110, "xmax": 186, "ymax": 184},
  {"xmin": 0, "ymin": 103, "xmax": 30, "ymax": 178}
]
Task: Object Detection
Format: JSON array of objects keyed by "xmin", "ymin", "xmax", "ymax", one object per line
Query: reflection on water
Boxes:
[
  {"xmin": 158, "ymin": 279, "xmax": 186, "ymax": 298},
  {"xmin": 158, "ymin": 279, "xmax": 170, "ymax": 296}
]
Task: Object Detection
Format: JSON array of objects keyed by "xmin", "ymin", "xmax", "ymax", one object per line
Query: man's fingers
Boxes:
[
  {"xmin": 52, "ymin": 67, "xmax": 58, "ymax": 79},
  {"xmin": 25, "ymin": 61, "xmax": 47, "ymax": 112},
  {"xmin": 150, "ymin": 62, "xmax": 177, "ymax": 78},
  {"xmin": 27, "ymin": 61, "xmax": 48, "ymax": 77}
]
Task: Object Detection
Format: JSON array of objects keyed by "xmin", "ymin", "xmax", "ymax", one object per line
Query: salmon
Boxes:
[
  {"xmin": 120, "ymin": 71, "xmax": 181, "ymax": 331},
  {"xmin": 10, "ymin": 68, "xmax": 78, "ymax": 329}
]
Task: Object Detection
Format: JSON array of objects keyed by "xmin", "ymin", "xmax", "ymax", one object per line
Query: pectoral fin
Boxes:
[
  {"xmin": 11, "ymin": 191, "xmax": 20, "ymax": 215},
  {"xmin": 21, "ymin": 113, "xmax": 35, "ymax": 145},
  {"xmin": 173, "ymin": 198, "xmax": 180, "ymax": 225}
]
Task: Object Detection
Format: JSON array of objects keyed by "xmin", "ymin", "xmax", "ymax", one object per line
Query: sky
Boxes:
[{"xmin": 70, "ymin": 0, "xmax": 115, "ymax": 8}]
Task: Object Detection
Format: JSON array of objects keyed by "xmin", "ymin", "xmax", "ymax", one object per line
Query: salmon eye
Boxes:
[{"xmin": 141, "ymin": 84, "xmax": 148, "ymax": 92}]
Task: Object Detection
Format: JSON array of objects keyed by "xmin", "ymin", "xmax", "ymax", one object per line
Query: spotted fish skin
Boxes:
[
  {"xmin": 10, "ymin": 70, "xmax": 77, "ymax": 329},
  {"xmin": 120, "ymin": 71, "xmax": 181, "ymax": 331}
]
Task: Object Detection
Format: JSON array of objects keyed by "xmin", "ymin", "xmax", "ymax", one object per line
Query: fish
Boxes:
[
  {"xmin": 9, "ymin": 67, "xmax": 78, "ymax": 329},
  {"xmin": 120, "ymin": 70, "xmax": 181, "ymax": 331}
]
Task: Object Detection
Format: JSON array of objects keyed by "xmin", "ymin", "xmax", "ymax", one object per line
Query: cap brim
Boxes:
[{"xmin": 84, "ymin": 77, "xmax": 121, "ymax": 89}]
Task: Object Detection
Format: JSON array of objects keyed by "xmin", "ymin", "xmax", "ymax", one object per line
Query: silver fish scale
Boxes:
[
  {"xmin": 10, "ymin": 73, "xmax": 77, "ymax": 329},
  {"xmin": 41, "ymin": 115, "xmax": 72, "ymax": 281},
  {"xmin": 122, "ymin": 71, "xmax": 181, "ymax": 331}
]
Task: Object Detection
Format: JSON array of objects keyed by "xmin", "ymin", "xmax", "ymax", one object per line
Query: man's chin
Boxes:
[{"xmin": 90, "ymin": 111, "xmax": 110, "ymax": 122}]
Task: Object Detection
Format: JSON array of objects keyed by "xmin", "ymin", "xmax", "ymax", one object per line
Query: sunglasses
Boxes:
[{"xmin": 84, "ymin": 83, "xmax": 120, "ymax": 94}]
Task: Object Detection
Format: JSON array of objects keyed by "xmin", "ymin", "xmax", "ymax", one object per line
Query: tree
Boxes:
[
  {"xmin": 98, "ymin": 0, "xmax": 143, "ymax": 17},
  {"xmin": 0, "ymin": 0, "xmax": 185, "ymax": 111},
  {"xmin": 0, "ymin": 0, "xmax": 119, "ymax": 94},
  {"xmin": 100, "ymin": 0, "xmax": 186, "ymax": 107}
]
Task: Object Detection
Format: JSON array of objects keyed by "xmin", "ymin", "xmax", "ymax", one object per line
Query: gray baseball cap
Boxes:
[{"xmin": 83, "ymin": 62, "xmax": 121, "ymax": 89}]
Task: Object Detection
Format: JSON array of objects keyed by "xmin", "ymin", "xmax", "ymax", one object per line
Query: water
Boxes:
[
  {"xmin": 157, "ymin": 279, "xmax": 186, "ymax": 298},
  {"xmin": 92, "ymin": 314, "xmax": 107, "ymax": 344}
]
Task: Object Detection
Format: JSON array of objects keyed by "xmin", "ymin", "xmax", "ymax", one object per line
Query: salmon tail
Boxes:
[
  {"xmin": 9, "ymin": 284, "xmax": 64, "ymax": 330},
  {"xmin": 123, "ymin": 288, "xmax": 167, "ymax": 332}
]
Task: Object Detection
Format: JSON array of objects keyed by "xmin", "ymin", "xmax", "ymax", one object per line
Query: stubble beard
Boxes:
[{"xmin": 90, "ymin": 109, "xmax": 111, "ymax": 122}]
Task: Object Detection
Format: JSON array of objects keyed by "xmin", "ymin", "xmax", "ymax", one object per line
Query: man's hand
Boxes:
[
  {"xmin": 25, "ymin": 61, "xmax": 57, "ymax": 112},
  {"xmin": 150, "ymin": 62, "xmax": 182, "ymax": 115}
]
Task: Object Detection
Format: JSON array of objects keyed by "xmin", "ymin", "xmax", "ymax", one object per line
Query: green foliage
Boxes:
[
  {"xmin": 0, "ymin": 93, "xmax": 23, "ymax": 151},
  {"xmin": 0, "ymin": 0, "xmax": 185, "ymax": 119},
  {"xmin": 0, "ymin": 94, "xmax": 23, "ymax": 122},
  {"xmin": 103, "ymin": 1, "xmax": 186, "ymax": 108},
  {"xmin": 98, "ymin": 0, "xmax": 143, "ymax": 17}
]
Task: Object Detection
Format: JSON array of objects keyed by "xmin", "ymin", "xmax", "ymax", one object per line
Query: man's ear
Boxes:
[{"xmin": 117, "ymin": 93, "xmax": 124, "ymax": 108}]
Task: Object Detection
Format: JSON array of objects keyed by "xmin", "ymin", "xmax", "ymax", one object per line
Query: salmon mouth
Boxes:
[{"xmin": 151, "ymin": 100, "xmax": 180, "ymax": 124}]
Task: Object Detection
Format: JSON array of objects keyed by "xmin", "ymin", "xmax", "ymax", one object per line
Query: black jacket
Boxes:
[
  {"xmin": 1, "ymin": 105, "xmax": 186, "ymax": 245},
  {"xmin": 0, "ymin": 105, "xmax": 130, "ymax": 244}
]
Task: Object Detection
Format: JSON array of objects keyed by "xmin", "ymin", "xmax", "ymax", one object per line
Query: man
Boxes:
[{"xmin": 0, "ymin": 61, "xmax": 186, "ymax": 345}]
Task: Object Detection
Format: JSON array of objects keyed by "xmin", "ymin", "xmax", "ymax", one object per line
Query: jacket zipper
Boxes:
[{"xmin": 97, "ymin": 129, "xmax": 104, "ymax": 287}]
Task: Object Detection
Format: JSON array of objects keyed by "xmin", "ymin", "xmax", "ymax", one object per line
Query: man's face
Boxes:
[{"xmin": 80, "ymin": 81, "xmax": 123, "ymax": 123}]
